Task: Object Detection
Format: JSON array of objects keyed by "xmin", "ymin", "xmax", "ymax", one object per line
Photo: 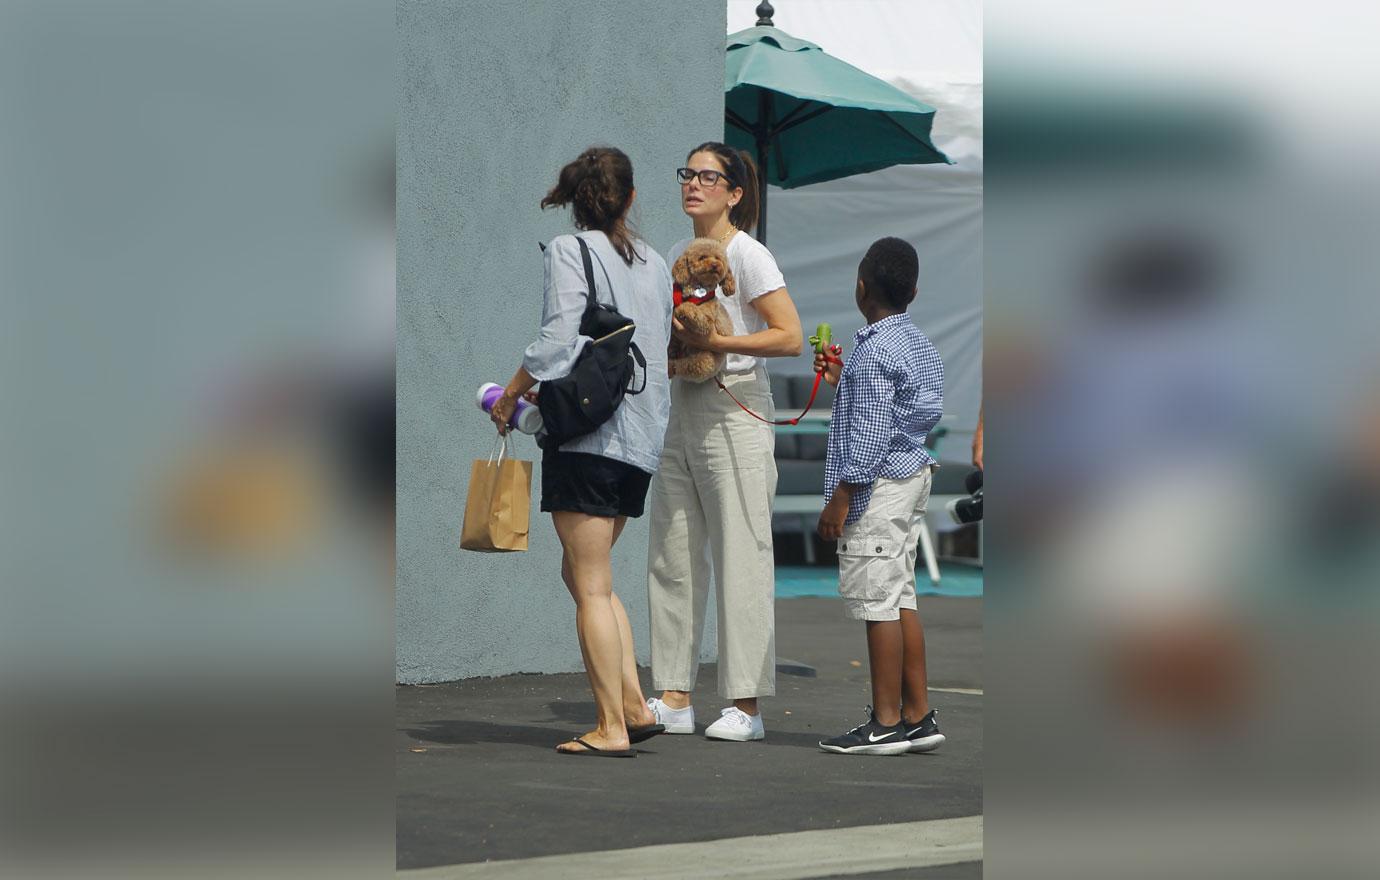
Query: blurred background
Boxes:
[
  {"xmin": 986, "ymin": 0, "xmax": 1380, "ymax": 876},
  {"xmin": 1, "ymin": 1, "xmax": 393, "ymax": 876}
]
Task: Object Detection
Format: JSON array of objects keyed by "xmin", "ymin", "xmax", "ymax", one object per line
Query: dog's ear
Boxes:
[
  {"xmin": 721, "ymin": 267, "xmax": 736, "ymax": 297},
  {"xmin": 671, "ymin": 252, "xmax": 691, "ymax": 286}
]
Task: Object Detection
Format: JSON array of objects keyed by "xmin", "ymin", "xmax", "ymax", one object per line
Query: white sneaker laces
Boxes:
[
  {"xmin": 720, "ymin": 707, "xmax": 752, "ymax": 728},
  {"xmin": 649, "ymin": 698, "xmax": 688, "ymax": 722}
]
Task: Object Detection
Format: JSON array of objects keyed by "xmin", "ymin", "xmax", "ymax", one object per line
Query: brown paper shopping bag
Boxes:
[{"xmin": 460, "ymin": 435, "xmax": 532, "ymax": 552}]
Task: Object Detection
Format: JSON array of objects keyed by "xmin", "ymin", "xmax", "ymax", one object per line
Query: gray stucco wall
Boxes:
[{"xmin": 397, "ymin": 1, "xmax": 726, "ymax": 682}]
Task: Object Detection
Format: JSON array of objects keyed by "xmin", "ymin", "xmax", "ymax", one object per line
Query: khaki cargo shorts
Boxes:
[{"xmin": 837, "ymin": 469, "xmax": 933, "ymax": 621}]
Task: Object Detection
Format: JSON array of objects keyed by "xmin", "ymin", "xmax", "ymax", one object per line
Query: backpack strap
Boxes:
[
  {"xmin": 576, "ymin": 237, "xmax": 646, "ymax": 397},
  {"xmin": 576, "ymin": 236, "xmax": 599, "ymax": 313}
]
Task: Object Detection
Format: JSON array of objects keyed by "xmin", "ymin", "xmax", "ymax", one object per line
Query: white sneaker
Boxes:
[
  {"xmin": 704, "ymin": 707, "xmax": 765, "ymax": 742},
  {"xmin": 646, "ymin": 697, "xmax": 696, "ymax": 734}
]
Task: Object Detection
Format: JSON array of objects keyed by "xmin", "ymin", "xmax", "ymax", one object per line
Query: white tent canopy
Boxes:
[{"xmin": 726, "ymin": 0, "xmax": 983, "ymax": 445}]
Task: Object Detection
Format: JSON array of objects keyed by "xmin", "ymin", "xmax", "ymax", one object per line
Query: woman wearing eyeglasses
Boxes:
[{"xmin": 645, "ymin": 142, "xmax": 803, "ymax": 742}]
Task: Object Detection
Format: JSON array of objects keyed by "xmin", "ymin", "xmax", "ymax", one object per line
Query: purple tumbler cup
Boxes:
[{"xmin": 476, "ymin": 383, "xmax": 543, "ymax": 434}]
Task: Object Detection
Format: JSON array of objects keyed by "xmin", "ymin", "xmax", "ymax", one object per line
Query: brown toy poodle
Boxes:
[{"xmin": 668, "ymin": 238, "xmax": 736, "ymax": 382}]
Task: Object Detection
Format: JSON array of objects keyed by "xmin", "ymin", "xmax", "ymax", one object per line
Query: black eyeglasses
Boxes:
[{"xmin": 676, "ymin": 167, "xmax": 733, "ymax": 187}]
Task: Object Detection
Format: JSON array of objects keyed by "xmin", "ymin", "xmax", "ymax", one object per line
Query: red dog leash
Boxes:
[{"xmin": 714, "ymin": 347, "xmax": 844, "ymax": 426}]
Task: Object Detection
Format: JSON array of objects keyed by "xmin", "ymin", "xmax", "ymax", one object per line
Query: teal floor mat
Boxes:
[{"xmin": 776, "ymin": 562, "xmax": 983, "ymax": 599}]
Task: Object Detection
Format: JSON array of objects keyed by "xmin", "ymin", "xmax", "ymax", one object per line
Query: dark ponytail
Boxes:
[
  {"xmin": 686, "ymin": 141, "xmax": 760, "ymax": 233},
  {"xmin": 540, "ymin": 146, "xmax": 641, "ymax": 265}
]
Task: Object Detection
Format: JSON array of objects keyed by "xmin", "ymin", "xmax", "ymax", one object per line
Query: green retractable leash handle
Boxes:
[{"xmin": 809, "ymin": 323, "xmax": 844, "ymax": 365}]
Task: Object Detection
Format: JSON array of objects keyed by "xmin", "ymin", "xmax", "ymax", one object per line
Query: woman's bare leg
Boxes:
[
  {"xmin": 606, "ymin": 517, "xmax": 656, "ymax": 727},
  {"xmin": 610, "ymin": 592, "xmax": 656, "ymax": 727},
  {"xmin": 563, "ymin": 518, "xmax": 654, "ymax": 729},
  {"xmin": 552, "ymin": 511, "xmax": 627, "ymax": 752}
]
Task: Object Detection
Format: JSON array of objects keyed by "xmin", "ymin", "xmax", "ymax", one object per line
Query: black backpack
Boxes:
[{"xmin": 536, "ymin": 236, "xmax": 646, "ymax": 447}]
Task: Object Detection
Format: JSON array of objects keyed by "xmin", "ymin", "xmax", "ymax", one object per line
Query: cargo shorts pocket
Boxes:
[{"xmin": 837, "ymin": 534, "xmax": 905, "ymax": 603}]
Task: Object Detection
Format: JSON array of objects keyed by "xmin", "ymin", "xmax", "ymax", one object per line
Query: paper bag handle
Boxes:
[{"xmin": 486, "ymin": 434, "xmax": 511, "ymax": 466}]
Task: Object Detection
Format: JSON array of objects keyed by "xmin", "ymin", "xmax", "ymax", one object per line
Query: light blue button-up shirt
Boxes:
[
  {"xmin": 825, "ymin": 313, "xmax": 944, "ymax": 523},
  {"xmin": 521, "ymin": 232, "xmax": 673, "ymax": 474}
]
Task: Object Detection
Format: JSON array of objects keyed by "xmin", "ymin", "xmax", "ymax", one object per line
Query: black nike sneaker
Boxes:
[
  {"xmin": 818, "ymin": 707, "xmax": 911, "ymax": 756},
  {"xmin": 903, "ymin": 708, "xmax": 945, "ymax": 753}
]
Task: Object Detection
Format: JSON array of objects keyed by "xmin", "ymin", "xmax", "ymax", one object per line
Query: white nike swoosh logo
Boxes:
[
  {"xmin": 907, "ymin": 729, "xmax": 925, "ymax": 737},
  {"xmin": 868, "ymin": 731, "xmax": 897, "ymax": 742}
]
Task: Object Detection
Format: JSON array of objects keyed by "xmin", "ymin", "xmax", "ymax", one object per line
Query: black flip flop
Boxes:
[
  {"xmin": 558, "ymin": 736, "xmax": 636, "ymax": 758},
  {"xmin": 627, "ymin": 723, "xmax": 666, "ymax": 744}
]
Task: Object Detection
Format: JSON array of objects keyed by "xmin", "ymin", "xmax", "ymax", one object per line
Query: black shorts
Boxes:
[{"xmin": 540, "ymin": 449, "xmax": 652, "ymax": 518}]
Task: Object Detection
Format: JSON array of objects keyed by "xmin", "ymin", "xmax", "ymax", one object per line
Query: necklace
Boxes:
[{"xmin": 716, "ymin": 224, "xmax": 737, "ymax": 245}]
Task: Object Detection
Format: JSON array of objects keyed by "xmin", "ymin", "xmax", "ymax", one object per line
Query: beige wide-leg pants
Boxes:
[{"xmin": 648, "ymin": 367, "xmax": 778, "ymax": 700}]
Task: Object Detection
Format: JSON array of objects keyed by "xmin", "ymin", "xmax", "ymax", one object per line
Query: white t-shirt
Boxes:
[{"xmin": 667, "ymin": 231, "xmax": 786, "ymax": 374}]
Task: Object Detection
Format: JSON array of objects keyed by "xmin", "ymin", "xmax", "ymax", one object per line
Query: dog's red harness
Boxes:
[{"xmin": 672, "ymin": 283, "xmax": 718, "ymax": 307}]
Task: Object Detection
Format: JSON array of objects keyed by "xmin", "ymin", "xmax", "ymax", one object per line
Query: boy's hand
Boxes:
[
  {"xmin": 813, "ymin": 351, "xmax": 842, "ymax": 386},
  {"xmin": 816, "ymin": 492, "xmax": 850, "ymax": 542}
]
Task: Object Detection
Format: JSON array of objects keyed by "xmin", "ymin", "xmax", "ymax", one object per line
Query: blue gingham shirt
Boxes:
[{"xmin": 825, "ymin": 314, "xmax": 944, "ymax": 524}]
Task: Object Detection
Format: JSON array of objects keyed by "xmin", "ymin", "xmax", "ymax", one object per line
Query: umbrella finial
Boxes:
[{"xmin": 755, "ymin": 1, "xmax": 774, "ymax": 27}]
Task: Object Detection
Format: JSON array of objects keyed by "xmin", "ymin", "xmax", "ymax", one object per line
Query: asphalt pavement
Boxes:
[{"xmin": 396, "ymin": 595, "xmax": 982, "ymax": 877}]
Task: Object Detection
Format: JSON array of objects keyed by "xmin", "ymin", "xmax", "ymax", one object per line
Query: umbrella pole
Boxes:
[
  {"xmin": 755, "ymin": 140, "xmax": 768, "ymax": 245},
  {"xmin": 755, "ymin": 89, "xmax": 771, "ymax": 245}
]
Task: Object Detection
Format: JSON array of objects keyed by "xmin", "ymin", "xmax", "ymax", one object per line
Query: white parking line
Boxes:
[{"xmin": 398, "ymin": 815, "xmax": 983, "ymax": 880}]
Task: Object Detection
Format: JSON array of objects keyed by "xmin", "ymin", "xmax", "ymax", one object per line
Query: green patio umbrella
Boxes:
[{"xmin": 725, "ymin": 2, "xmax": 952, "ymax": 243}]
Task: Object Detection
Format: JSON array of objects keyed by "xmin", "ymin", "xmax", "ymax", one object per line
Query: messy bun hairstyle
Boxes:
[
  {"xmin": 686, "ymin": 141, "xmax": 760, "ymax": 233},
  {"xmin": 540, "ymin": 146, "xmax": 640, "ymax": 265}
]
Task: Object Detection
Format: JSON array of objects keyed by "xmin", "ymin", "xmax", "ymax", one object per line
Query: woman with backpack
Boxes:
[{"xmin": 489, "ymin": 146, "xmax": 673, "ymax": 756}]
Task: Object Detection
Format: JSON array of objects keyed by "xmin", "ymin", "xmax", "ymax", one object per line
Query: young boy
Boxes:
[{"xmin": 814, "ymin": 237, "xmax": 946, "ymax": 756}]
